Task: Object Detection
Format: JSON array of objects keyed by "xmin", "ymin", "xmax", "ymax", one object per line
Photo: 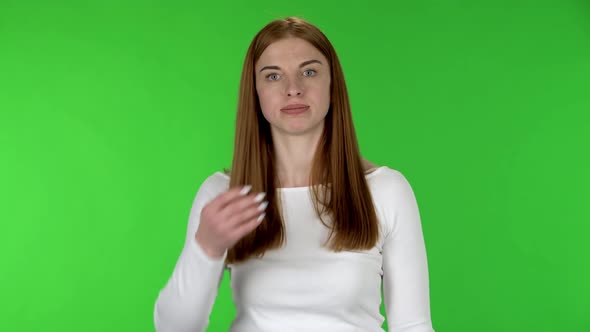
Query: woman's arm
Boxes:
[
  {"xmin": 154, "ymin": 176, "xmax": 228, "ymax": 332},
  {"xmin": 382, "ymin": 171, "xmax": 435, "ymax": 332}
]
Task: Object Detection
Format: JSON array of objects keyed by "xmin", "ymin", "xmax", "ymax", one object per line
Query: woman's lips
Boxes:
[{"xmin": 281, "ymin": 105, "xmax": 310, "ymax": 114}]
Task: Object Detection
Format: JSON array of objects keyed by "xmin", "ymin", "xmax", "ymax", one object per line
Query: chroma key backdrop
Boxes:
[{"xmin": 0, "ymin": 1, "xmax": 588, "ymax": 331}]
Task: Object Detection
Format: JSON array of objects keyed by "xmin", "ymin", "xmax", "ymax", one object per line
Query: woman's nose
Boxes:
[{"xmin": 286, "ymin": 77, "xmax": 304, "ymax": 96}]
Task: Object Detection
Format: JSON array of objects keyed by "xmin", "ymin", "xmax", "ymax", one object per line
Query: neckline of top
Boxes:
[{"xmin": 214, "ymin": 166, "xmax": 387, "ymax": 193}]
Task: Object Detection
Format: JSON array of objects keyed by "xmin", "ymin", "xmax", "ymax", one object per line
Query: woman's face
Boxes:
[{"xmin": 255, "ymin": 37, "xmax": 331, "ymax": 137}]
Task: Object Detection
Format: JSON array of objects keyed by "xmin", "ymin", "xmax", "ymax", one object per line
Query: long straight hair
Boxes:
[{"xmin": 225, "ymin": 16, "xmax": 379, "ymax": 264}]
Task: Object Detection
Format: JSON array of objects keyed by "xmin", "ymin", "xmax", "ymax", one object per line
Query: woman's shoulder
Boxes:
[
  {"xmin": 365, "ymin": 164, "xmax": 416, "ymax": 200},
  {"xmin": 362, "ymin": 158, "xmax": 400, "ymax": 180},
  {"xmin": 363, "ymin": 163, "xmax": 420, "ymax": 239},
  {"xmin": 221, "ymin": 167, "xmax": 231, "ymax": 177},
  {"xmin": 362, "ymin": 159, "xmax": 378, "ymax": 174},
  {"xmin": 196, "ymin": 169, "xmax": 231, "ymax": 199}
]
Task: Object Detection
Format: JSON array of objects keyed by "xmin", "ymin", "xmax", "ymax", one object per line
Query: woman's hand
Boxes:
[{"xmin": 195, "ymin": 185, "xmax": 267, "ymax": 259}]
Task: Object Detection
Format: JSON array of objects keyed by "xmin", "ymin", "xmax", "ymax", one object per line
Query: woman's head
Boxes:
[
  {"xmin": 245, "ymin": 17, "xmax": 346, "ymax": 141},
  {"xmin": 255, "ymin": 37, "xmax": 331, "ymax": 137},
  {"xmin": 227, "ymin": 17, "xmax": 378, "ymax": 263},
  {"xmin": 232, "ymin": 16, "xmax": 353, "ymax": 181}
]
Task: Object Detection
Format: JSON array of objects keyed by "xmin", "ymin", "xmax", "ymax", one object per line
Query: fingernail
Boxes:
[
  {"xmin": 254, "ymin": 192, "xmax": 266, "ymax": 203},
  {"xmin": 257, "ymin": 213, "xmax": 266, "ymax": 223},
  {"xmin": 239, "ymin": 185, "xmax": 252, "ymax": 196},
  {"xmin": 258, "ymin": 201, "xmax": 268, "ymax": 211}
]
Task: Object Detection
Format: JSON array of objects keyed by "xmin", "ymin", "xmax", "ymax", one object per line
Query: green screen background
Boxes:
[{"xmin": 1, "ymin": 0, "xmax": 588, "ymax": 331}]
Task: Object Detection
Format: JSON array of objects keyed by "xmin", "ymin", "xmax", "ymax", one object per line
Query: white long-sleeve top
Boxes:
[{"xmin": 154, "ymin": 166, "xmax": 435, "ymax": 332}]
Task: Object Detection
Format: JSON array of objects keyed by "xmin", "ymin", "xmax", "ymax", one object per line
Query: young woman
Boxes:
[{"xmin": 155, "ymin": 16, "xmax": 435, "ymax": 332}]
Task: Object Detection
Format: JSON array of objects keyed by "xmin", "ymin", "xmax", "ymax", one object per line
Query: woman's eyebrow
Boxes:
[{"xmin": 259, "ymin": 59, "xmax": 322, "ymax": 73}]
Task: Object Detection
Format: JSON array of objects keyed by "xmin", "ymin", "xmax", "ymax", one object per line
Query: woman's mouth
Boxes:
[{"xmin": 281, "ymin": 104, "xmax": 310, "ymax": 114}]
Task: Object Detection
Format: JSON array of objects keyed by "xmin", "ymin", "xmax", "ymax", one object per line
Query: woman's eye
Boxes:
[
  {"xmin": 266, "ymin": 73, "xmax": 280, "ymax": 81},
  {"xmin": 303, "ymin": 69, "xmax": 317, "ymax": 77}
]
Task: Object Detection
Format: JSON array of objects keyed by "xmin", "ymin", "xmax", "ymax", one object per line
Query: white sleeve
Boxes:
[
  {"xmin": 382, "ymin": 172, "xmax": 435, "ymax": 332},
  {"xmin": 154, "ymin": 177, "xmax": 228, "ymax": 332}
]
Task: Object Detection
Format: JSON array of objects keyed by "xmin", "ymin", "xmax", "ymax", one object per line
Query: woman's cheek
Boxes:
[{"xmin": 258, "ymin": 90, "xmax": 278, "ymax": 116}]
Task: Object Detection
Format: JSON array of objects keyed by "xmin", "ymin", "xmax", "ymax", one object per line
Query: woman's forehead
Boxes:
[{"xmin": 256, "ymin": 38, "xmax": 326, "ymax": 67}]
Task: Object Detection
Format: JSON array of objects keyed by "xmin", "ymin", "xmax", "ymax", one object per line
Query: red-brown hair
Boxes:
[{"xmin": 225, "ymin": 16, "xmax": 379, "ymax": 264}]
